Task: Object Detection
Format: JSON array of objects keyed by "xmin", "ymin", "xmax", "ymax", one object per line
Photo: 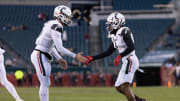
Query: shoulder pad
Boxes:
[
  {"xmin": 51, "ymin": 24, "xmax": 63, "ymax": 33},
  {"xmin": 122, "ymin": 27, "xmax": 131, "ymax": 35},
  {"xmin": 117, "ymin": 27, "xmax": 131, "ymax": 36}
]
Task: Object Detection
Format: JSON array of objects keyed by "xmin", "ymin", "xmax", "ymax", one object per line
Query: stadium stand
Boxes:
[
  {"xmin": 113, "ymin": 0, "xmax": 171, "ymax": 10},
  {"xmin": 0, "ymin": 0, "xmax": 178, "ymax": 87},
  {"xmin": 156, "ymin": 29, "xmax": 179, "ymax": 50},
  {"xmin": 99, "ymin": 18, "xmax": 175, "ymax": 67},
  {"xmin": 0, "ymin": 5, "xmax": 90, "ymax": 69}
]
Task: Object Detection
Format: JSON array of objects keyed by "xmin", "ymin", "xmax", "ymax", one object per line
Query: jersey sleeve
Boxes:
[
  {"xmin": 92, "ymin": 43, "xmax": 116, "ymax": 60},
  {"xmin": 51, "ymin": 24, "xmax": 76, "ymax": 58},
  {"xmin": 119, "ymin": 27, "xmax": 135, "ymax": 57}
]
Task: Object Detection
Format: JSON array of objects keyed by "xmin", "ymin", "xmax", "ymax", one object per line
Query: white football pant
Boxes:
[
  {"xmin": 0, "ymin": 54, "xmax": 22, "ymax": 101},
  {"xmin": 115, "ymin": 54, "xmax": 139, "ymax": 87},
  {"xmin": 31, "ymin": 50, "xmax": 51, "ymax": 101}
]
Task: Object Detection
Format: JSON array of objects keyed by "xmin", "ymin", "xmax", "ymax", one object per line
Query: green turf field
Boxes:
[{"xmin": 0, "ymin": 87, "xmax": 180, "ymax": 101}]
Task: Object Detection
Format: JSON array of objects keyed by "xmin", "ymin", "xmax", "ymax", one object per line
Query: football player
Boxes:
[
  {"xmin": 0, "ymin": 47, "xmax": 23, "ymax": 101},
  {"xmin": 84, "ymin": 12, "xmax": 146, "ymax": 101},
  {"xmin": 31, "ymin": 5, "xmax": 87, "ymax": 101}
]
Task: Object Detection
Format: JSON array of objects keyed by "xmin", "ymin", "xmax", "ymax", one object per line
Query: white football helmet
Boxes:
[
  {"xmin": 54, "ymin": 5, "xmax": 72, "ymax": 25},
  {"xmin": 106, "ymin": 12, "xmax": 125, "ymax": 32}
]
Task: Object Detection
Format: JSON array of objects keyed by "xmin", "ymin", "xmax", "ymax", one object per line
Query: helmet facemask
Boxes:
[
  {"xmin": 63, "ymin": 14, "xmax": 72, "ymax": 25},
  {"xmin": 106, "ymin": 21, "xmax": 113, "ymax": 32}
]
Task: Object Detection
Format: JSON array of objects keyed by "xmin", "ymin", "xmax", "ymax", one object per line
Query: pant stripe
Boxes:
[
  {"xmin": 37, "ymin": 51, "xmax": 43, "ymax": 74},
  {"xmin": 125, "ymin": 57, "xmax": 132, "ymax": 74},
  {"xmin": 39, "ymin": 52, "xmax": 46, "ymax": 76},
  {"xmin": 129, "ymin": 57, "xmax": 132, "ymax": 72}
]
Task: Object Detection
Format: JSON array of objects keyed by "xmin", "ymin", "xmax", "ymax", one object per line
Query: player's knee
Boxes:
[
  {"xmin": 41, "ymin": 78, "xmax": 50, "ymax": 87},
  {"xmin": 0, "ymin": 80, "xmax": 4, "ymax": 86},
  {"xmin": 41, "ymin": 82, "xmax": 50, "ymax": 87},
  {"xmin": 122, "ymin": 83, "xmax": 136, "ymax": 101},
  {"xmin": 0, "ymin": 78, "xmax": 8, "ymax": 86},
  {"xmin": 115, "ymin": 86, "xmax": 124, "ymax": 94},
  {"xmin": 115, "ymin": 83, "xmax": 131, "ymax": 95}
]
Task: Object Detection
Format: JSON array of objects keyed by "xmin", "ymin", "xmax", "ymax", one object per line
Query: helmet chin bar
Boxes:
[
  {"xmin": 106, "ymin": 23, "xmax": 113, "ymax": 32},
  {"xmin": 66, "ymin": 20, "xmax": 72, "ymax": 25},
  {"xmin": 65, "ymin": 15, "xmax": 72, "ymax": 25},
  {"xmin": 63, "ymin": 15, "xmax": 72, "ymax": 26},
  {"xmin": 63, "ymin": 19, "xmax": 71, "ymax": 26},
  {"xmin": 56, "ymin": 17, "xmax": 71, "ymax": 26}
]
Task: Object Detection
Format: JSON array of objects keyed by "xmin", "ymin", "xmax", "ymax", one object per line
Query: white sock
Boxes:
[
  {"xmin": 1, "ymin": 79, "xmax": 20, "ymax": 100},
  {"xmin": 39, "ymin": 84, "xmax": 49, "ymax": 101}
]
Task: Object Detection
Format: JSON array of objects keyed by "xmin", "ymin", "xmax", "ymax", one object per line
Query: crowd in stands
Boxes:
[
  {"xmin": 161, "ymin": 52, "xmax": 180, "ymax": 86},
  {"xmin": 5, "ymin": 58, "xmax": 18, "ymax": 67},
  {"xmin": 157, "ymin": 26, "xmax": 180, "ymax": 50},
  {"xmin": 38, "ymin": 12, "xmax": 49, "ymax": 21},
  {"xmin": 3, "ymin": 24, "xmax": 26, "ymax": 32},
  {"xmin": 2, "ymin": 70, "xmax": 119, "ymax": 87},
  {"xmin": 72, "ymin": 8, "xmax": 91, "ymax": 25}
]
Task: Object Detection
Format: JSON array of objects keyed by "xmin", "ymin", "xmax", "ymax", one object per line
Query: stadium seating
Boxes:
[
  {"xmin": 156, "ymin": 33, "xmax": 178, "ymax": 50},
  {"xmin": 0, "ymin": 5, "xmax": 54, "ymax": 59},
  {"xmin": 99, "ymin": 18, "xmax": 175, "ymax": 67},
  {"xmin": 0, "ymin": 5, "xmax": 90, "ymax": 68},
  {"xmin": 113, "ymin": 0, "xmax": 171, "ymax": 10}
]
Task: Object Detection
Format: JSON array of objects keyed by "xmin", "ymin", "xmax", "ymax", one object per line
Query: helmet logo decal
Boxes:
[
  {"xmin": 114, "ymin": 13, "xmax": 119, "ymax": 25},
  {"xmin": 119, "ymin": 19, "xmax": 122, "ymax": 25},
  {"xmin": 114, "ymin": 13, "xmax": 118, "ymax": 19},
  {"xmin": 60, "ymin": 7, "xmax": 66, "ymax": 15}
]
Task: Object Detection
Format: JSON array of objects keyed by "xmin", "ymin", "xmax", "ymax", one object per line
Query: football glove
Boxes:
[
  {"xmin": 114, "ymin": 55, "xmax": 121, "ymax": 66},
  {"xmin": 84, "ymin": 56, "xmax": 93, "ymax": 65}
]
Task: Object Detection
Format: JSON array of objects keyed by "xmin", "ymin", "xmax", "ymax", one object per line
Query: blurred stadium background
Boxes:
[{"xmin": 0, "ymin": 0, "xmax": 180, "ymax": 100}]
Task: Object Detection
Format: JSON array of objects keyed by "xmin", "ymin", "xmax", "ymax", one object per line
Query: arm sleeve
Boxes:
[
  {"xmin": 51, "ymin": 25, "xmax": 76, "ymax": 58},
  {"xmin": 93, "ymin": 43, "xmax": 116, "ymax": 60},
  {"xmin": 51, "ymin": 47, "xmax": 62, "ymax": 61},
  {"xmin": 119, "ymin": 28, "xmax": 135, "ymax": 57}
]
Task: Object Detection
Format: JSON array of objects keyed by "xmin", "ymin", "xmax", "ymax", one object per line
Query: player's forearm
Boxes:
[
  {"xmin": 93, "ymin": 50, "xmax": 114, "ymax": 60},
  {"xmin": 93, "ymin": 43, "xmax": 116, "ymax": 60},
  {"xmin": 93, "ymin": 53, "xmax": 110, "ymax": 60},
  {"xmin": 51, "ymin": 31, "xmax": 76, "ymax": 58},
  {"xmin": 51, "ymin": 47, "xmax": 62, "ymax": 61},
  {"xmin": 57, "ymin": 46, "xmax": 76, "ymax": 58},
  {"xmin": 53, "ymin": 39, "xmax": 76, "ymax": 58}
]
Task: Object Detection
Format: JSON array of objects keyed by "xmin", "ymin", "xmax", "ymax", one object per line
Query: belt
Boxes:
[{"xmin": 34, "ymin": 49, "xmax": 52, "ymax": 61}]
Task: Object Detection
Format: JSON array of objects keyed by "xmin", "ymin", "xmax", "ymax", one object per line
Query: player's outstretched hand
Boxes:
[
  {"xmin": 75, "ymin": 52, "xmax": 87, "ymax": 63},
  {"xmin": 84, "ymin": 56, "xmax": 93, "ymax": 65},
  {"xmin": 59, "ymin": 59, "xmax": 68, "ymax": 70},
  {"xmin": 114, "ymin": 55, "xmax": 121, "ymax": 66}
]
